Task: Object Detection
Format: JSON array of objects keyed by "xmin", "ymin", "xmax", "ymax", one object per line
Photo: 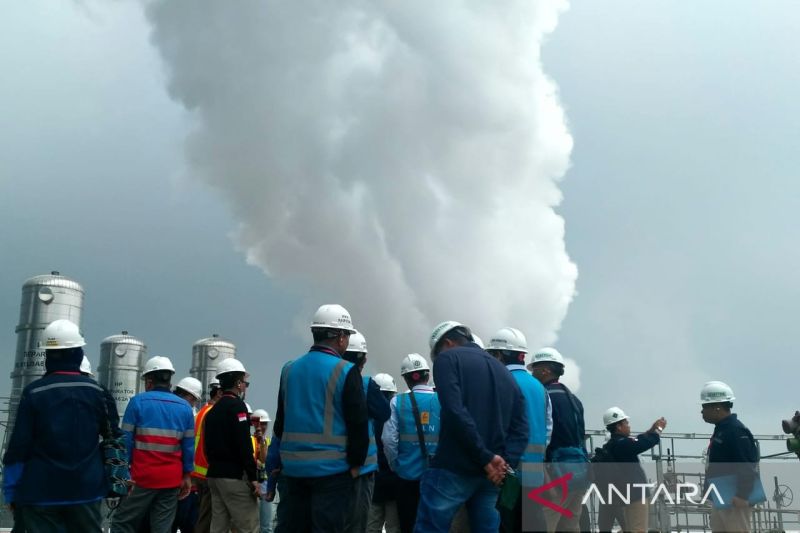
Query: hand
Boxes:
[
  {"xmin": 178, "ymin": 474, "xmax": 192, "ymax": 500},
  {"xmin": 650, "ymin": 417, "xmax": 667, "ymax": 433},
  {"xmin": 732, "ymin": 496, "xmax": 749, "ymax": 508},
  {"xmin": 254, "ymin": 427, "xmax": 263, "ymax": 440},
  {"xmin": 251, "ymin": 481, "xmax": 262, "ymax": 500},
  {"xmin": 265, "ymin": 490, "xmax": 276, "ymax": 502},
  {"xmin": 350, "ymin": 466, "xmax": 360, "ymax": 478},
  {"xmin": 484, "ymin": 455, "xmax": 508, "ymax": 486}
]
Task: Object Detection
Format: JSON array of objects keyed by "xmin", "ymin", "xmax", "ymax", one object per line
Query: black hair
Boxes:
[
  {"xmin": 432, "ymin": 326, "xmax": 472, "ymax": 356},
  {"xmin": 219, "ymin": 371, "xmax": 245, "ymax": 390},
  {"xmin": 490, "ymin": 350, "xmax": 527, "ymax": 366},
  {"xmin": 147, "ymin": 370, "xmax": 172, "ymax": 387},
  {"xmin": 342, "ymin": 351, "xmax": 367, "ymax": 365},
  {"xmin": 312, "ymin": 328, "xmax": 349, "ymax": 343}
]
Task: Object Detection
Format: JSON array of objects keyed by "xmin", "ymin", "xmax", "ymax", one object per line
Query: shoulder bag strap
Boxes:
[{"xmin": 408, "ymin": 391, "xmax": 430, "ymax": 467}]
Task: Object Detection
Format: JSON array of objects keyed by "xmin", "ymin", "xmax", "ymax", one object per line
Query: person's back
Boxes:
[
  {"xmin": 124, "ymin": 389, "xmax": 195, "ymax": 488},
  {"xmin": 432, "ymin": 343, "xmax": 525, "ymax": 476},
  {"xmin": 5, "ymin": 372, "xmax": 109, "ymax": 505}
]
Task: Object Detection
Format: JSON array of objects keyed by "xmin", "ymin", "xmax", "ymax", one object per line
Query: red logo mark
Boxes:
[{"xmin": 527, "ymin": 473, "xmax": 573, "ymax": 518}]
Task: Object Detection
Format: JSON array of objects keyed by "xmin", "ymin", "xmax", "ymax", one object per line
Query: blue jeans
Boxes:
[{"xmin": 414, "ymin": 468, "xmax": 500, "ymax": 533}]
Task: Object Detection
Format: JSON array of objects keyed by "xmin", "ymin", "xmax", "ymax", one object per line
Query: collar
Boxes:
[
  {"xmin": 152, "ymin": 385, "xmax": 172, "ymax": 392},
  {"xmin": 715, "ymin": 412, "xmax": 737, "ymax": 427},
  {"xmin": 410, "ymin": 384, "xmax": 435, "ymax": 393},
  {"xmin": 507, "ymin": 364, "xmax": 527, "ymax": 372},
  {"xmin": 51, "ymin": 371, "xmax": 81, "ymax": 375},
  {"xmin": 310, "ymin": 345, "xmax": 342, "ymax": 358},
  {"xmin": 222, "ymin": 391, "xmax": 240, "ymax": 399}
]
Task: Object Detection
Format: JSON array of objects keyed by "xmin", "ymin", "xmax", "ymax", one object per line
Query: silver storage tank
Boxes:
[
  {"xmin": 190, "ymin": 334, "xmax": 236, "ymax": 401},
  {"xmin": 97, "ymin": 331, "xmax": 147, "ymax": 417},
  {"xmin": 9, "ymin": 272, "xmax": 84, "ymax": 415}
]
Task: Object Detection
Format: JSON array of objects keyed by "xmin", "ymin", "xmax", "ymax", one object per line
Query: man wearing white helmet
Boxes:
[
  {"xmin": 111, "ymin": 356, "xmax": 195, "ymax": 533},
  {"xmin": 342, "ymin": 331, "xmax": 392, "ymax": 533},
  {"xmin": 529, "ymin": 347, "xmax": 587, "ymax": 533},
  {"xmin": 368, "ymin": 373, "xmax": 401, "ymax": 533},
  {"xmin": 192, "ymin": 377, "xmax": 223, "ymax": 533},
  {"xmin": 486, "ymin": 327, "xmax": 549, "ymax": 532},
  {"xmin": 381, "ymin": 353, "xmax": 440, "ymax": 533},
  {"xmin": 700, "ymin": 381, "xmax": 761, "ymax": 532},
  {"xmin": 273, "ymin": 304, "xmax": 369, "ymax": 533},
  {"xmin": 3, "ymin": 319, "xmax": 116, "ymax": 532},
  {"xmin": 597, "ymin": 407, "xmax": 666, "ymax": 533},
  {"xmin": 203, "ymin": 358, "xmax": 260, "ymax": 533},
  {"xmin": 415, "ymin": 321, "xmax": 528, "ymax": 533},
  {"xmin": 175, "ymin": 376, "xmax": 203, "ymax": 411},
  {"xmin": 249, "ymin": 408, "xmax": 273, "ymax": 533}
]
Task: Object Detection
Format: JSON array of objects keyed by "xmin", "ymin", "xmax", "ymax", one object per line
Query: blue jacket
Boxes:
[
  {"xmin": 3, "ymin": 372, "xmax": 111, "ymax": 505},
  {"xmin": 509, "ymin": 365, "xmax": 547, "ymax": 487},
  {"xmin": 360, "ymin": 375, "xmax": 391, "ymax": 475},
  {"xmin": 544, "ymin": 381, "xmax": 586, "ymax": 460},
  {"xmin": 431, "ymin": 343, "xmax": 528, "ymax": 476}
]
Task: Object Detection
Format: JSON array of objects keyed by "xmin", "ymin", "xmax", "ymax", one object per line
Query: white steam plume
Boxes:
[{"xmin": 145, "ymin": 1, "xmax": 577, "ymax": 371}]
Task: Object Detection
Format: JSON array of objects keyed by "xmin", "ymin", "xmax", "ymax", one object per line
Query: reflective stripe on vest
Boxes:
[
  {"xmin": 359, "ymin": 375, "xmax": 378, "ymax": 475},
  {"xmin": 511, "ymin": 369, "xmax": 548, "ymax": 487},
  {"xmin": 395, "ymin": 390, "xmax": 440, "ymax": 481},
  {"xmin": 192, "ymin": 403, "xmax": 214, "ymax": 478},
  {"xmin": 280, "ymin": 352, "xmax": 354, "ymax": 477}
]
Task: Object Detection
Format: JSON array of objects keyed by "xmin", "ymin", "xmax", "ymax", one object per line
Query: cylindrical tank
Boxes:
[
  {"xmin": 97, "ymin": 331, "xmax": 147, "ymax": 418},
  {"xmin": 190, "ymin": 334, "xmax": 236, "ymax": 401},
  {"xmin": 9, "ymin": 272, "xmax": 84, "ymax": 414}
]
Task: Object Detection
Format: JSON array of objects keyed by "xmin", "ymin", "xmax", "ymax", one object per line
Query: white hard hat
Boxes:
[
  {"xmin": 429, "ymin": 321, "xmax": 467, "ymax": 352},
  {"xmin": 80, "ymin": 356, "xmax": 93, "ymax": 376},
  {"xmin": 251, "ymin": 408, "xmax": 271, "ymax": 422},
  {"xmin": 142, "ymin": 356, "xmax": 176, "ymax": 376},
  {"xmin": 175, "ymin": 376, "xmax": 203, "ymax": 401},
  {"xmin": 527, "ymin": 347, "xmax": 565, "ymax": 370},
  {"xmin": 603, "ymin": 406, "xmax": 630, "ymax": 427},
  {"xmin": 472, "ymin": 333, "xmax": 485, "ymax": 349},
  {"xmin": 42, "ymin": 319, "xmax": 86, "ymax": 350},
  {"xmin": 310, "ymin": 304, "xmax": 357, "ymax": 333},
  {"xmin": 373, "ymin": 373, "xmax": 397, "ymax": 392},
  {"xmin": 486, "ymin": 327, "xmax": 528, "ymax": 353},
  {"xmin": 215, "ymin": 358, "xmax": 247, "ymax": 377},
  {"xmin": 400, "ymin": 353, "xmax": 431, "ymax": 375},
  {"xmin": 700, "ymin": 381, "xmax": 735, "ymax": 404},
  {"xmin": 346, "ymin": 330, "xmax": 368, "ymax": 353},
  {"xmin": 208, "ymin": 377, "xmax": 220, "ymax": 388}
]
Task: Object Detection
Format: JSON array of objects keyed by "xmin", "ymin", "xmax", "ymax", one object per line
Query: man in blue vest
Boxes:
[
  {"xmin": 529, "ymin": 347, "xmax": 586, "ymax": 533},
  {"xmin": 487, "ymin": 327, "xmax": 549, "ymax": 533},
  {"xmin": 342, "ymin": 330, "xmax": 391, "ymax": 533},
  {"xmin": 273, "ymin": 304, "xmax": 369, "ymax": 533},
  {"xmin": 415, "ymin": 321, "xmax": 528, "ymax": 533},
  {"xmin": 382, "ymin": 353, "xmax": 440, "ymax": 533}
]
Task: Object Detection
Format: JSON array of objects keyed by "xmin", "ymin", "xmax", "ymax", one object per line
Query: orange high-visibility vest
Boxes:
[{"xmin": 191, "ymin": 402, "xmax": 214, "ymax": 479}]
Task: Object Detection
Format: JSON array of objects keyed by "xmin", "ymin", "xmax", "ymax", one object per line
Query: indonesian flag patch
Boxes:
[{"xmin": 238, "ymin": 412, "xmax": 248, "ymax": 422}]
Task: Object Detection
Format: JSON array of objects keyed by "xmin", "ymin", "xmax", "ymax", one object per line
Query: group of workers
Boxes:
[{"xmin": 1, "ymin": 305, "xmax": 761, "ymax": 533}]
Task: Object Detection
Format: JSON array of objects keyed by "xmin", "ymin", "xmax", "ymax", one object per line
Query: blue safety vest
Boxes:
[
  {"xmin": 395, "ymin": 389, "xmax": 440, "ymax": 481},
  {"xmin": 510, "ymin": 366, "xmax": 547, "ymax": 487},
  {"xmin": 360, "ymin": 376, "xmax": 379, "ymax": 475},
  {"xmin": 280, "ymin": 350, "xmax": 354, "ymax": 478}
]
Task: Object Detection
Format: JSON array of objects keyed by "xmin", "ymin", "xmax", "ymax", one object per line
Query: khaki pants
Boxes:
[
  {"xmin": 208, "ymin": 477, "xmax": 260, "ymax": 533},
  {"xmin": 710, "ymin": 506, "xmax": 752, "ymax": 533},
  {"xmin": 542, "ymin": 491, "xmax": 583, "ymax": 533},
  {"xmin": 623, "ymin": 501, "xmax": 648, "ymax": 533}
]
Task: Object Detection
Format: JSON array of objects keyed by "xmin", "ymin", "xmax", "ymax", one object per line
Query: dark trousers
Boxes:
[
  {"xmin": 396, "ymin": 478, "xmax": 421, "ymax": 533},
  {"xmin": 597, "ymin": 503, "xmax": 626, "ymax": 533},
  {"xmin": 281, "ymin": 472, "xmax": 354, "ymax": 533},
  {"xmin": 194, "ymin": 478, "xmax": 212, "ymax": 533},
  {"xmin": 22, "ymin": 500, "xmax": 103, "ymax": 533},
  {"xmin": 172, "ymin": 491, "xmax": 198, "ymax": 533}
]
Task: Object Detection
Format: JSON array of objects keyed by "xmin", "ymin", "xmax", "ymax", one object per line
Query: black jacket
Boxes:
[
  {"xmin": 605, "ymin": 431, "xmax": 660, "ymax": 485},
  {"xmin": 204, "ymin": 392, "xmax": 257, "ymax": 482},
  {"xmin": 545, "ymin": 382, "xmax": 586, "ymax": 460},
  {"xmin": 705, "ymin": 414, "xmax": 759, "ymax": 499}
]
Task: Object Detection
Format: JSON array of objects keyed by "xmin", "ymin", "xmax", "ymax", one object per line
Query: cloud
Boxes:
[{"xmin": 144, "ymin": 0, "xmax": 576, "ymax": 372}]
